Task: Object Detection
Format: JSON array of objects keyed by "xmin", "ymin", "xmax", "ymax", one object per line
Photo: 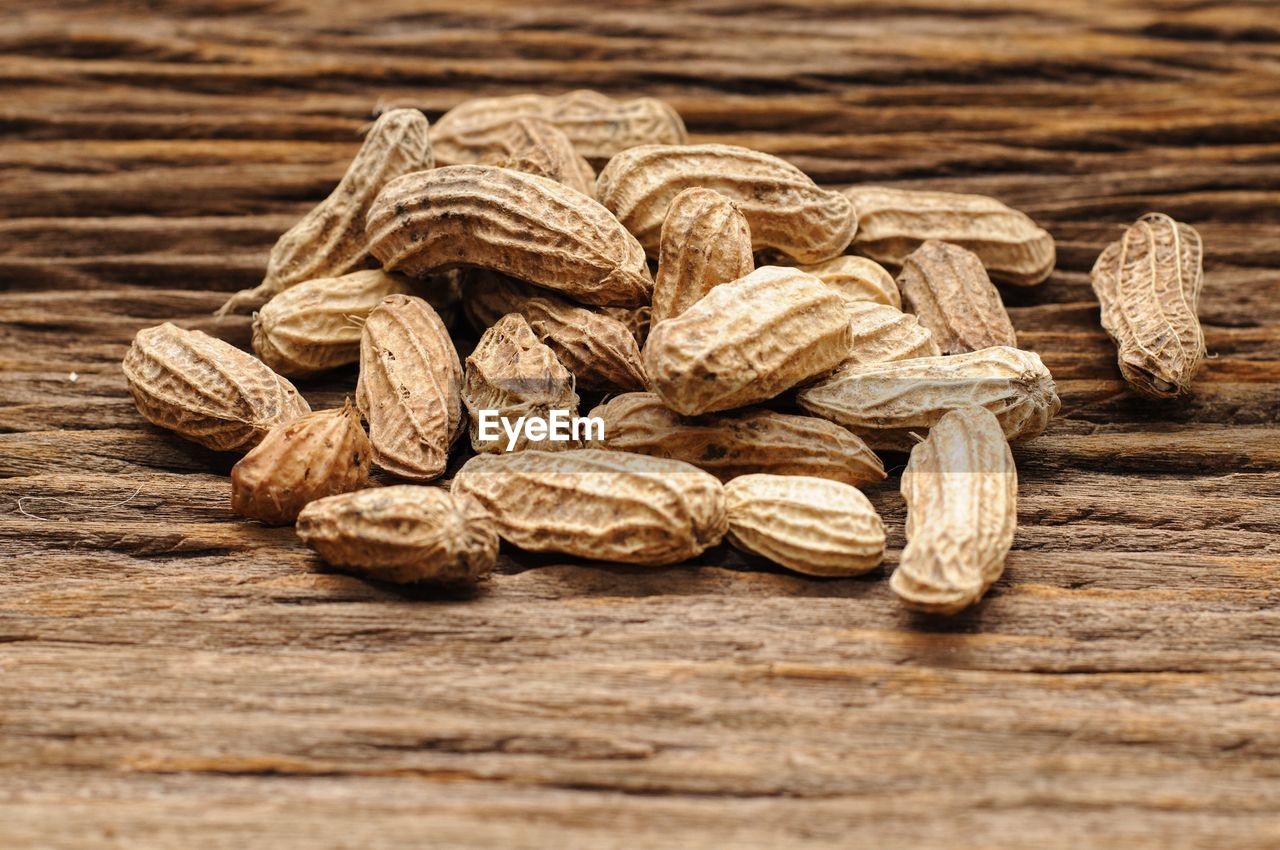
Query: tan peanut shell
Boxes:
[
  {"xmin": 1090, "ymin": 213, "xmax": 1206, "ymax": 398},
  {"xmin": 845, "ymin": 186, "xmax": 1055, "ymax": 286},
  {"xmin": 463, "ymin": 271, "xmax": 647, "ymax": 391},
  {"xmin": 797, "ymin": 345, "xmax": 1059, "ymax": 451},
  {"xmin": 897, "ymin": 240, "xmax": 1017, "ymax": 354},
  {"xmin": 652, "ymin": 188, "xmax": 754, "ymax": 324},
  {"xmin": 463, "ymin": 313, "xmax": 580, "ymax": 453},
  {"xmin": 643, "ymin": 266, "xmax": 852, "ymax": 415},
  {"xmin": 431, "ymin": 90, "xmax": 687, "ymax": 167},
  {"xmin": 366, "ymin": 164, "xmax": 652, "ymax": 307},
  {"xmin": 891, "ymin": 406, "xmax": 1017, "ymax": 614},
  {"xmin": 483, "ymin": 117, "xmax": 597, "ymax": 197},
  {"xmin": 218, "ymin": 109, "xmax": 433, "ymax": 315},
  {"xmin": 589, "ymin": 392, "xmax": 885, "ymax": 487},
  {"xmin": 122, "ymin": 322, "xmax": 310, "ymax": 453},
  {"xmin": 597, "ymin": 144, "xmax": 858, "ymax": 263},
  {"xmin": 795, "ymin": 255, "xmax": 901, "ymax": 309},
  {"xmin": 252, "ymin": 270, "xmax": 413, "ymax": 376},
  {"xmin": 724, "ymin": 474, "xmax": 886, "ymax": 576},
  {"xmin": 451, "ymin": 449, "xmax": 727, "ymax": 566},
  {"xmin": 356, "ymin": 295, "xmax": 463, "ymax": 481},
  {"xmin": 598, "ymin": 304, "xmax": 652, "ymax": 347},
  {"xmin": 836, "ymin": 301, "xmax": 941, "ymax": 369},
  {"xmin": 296, "ymin": 486, "xmax": 498, "ymax": 584},
  {"xmin": 230, "ymin": 401, "xmax": 372, "ymax": 525}
]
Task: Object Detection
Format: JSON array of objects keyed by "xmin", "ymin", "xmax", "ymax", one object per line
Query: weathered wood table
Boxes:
[{"xmin": 3, "ymin": 2, "xmax": 1279, "ymax": 847}]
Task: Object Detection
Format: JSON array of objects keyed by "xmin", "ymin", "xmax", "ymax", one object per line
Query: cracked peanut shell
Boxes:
[{"xmin": 897, "ymin": 240, "xmax": 1017, "ymax": 355}]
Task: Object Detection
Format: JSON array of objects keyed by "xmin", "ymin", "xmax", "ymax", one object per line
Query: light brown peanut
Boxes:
[
  {"xmin": 797, "ymin": 345, "xmax": 1059, "ymax": 450},
  {"xmin": 463, "ymin": 313, "xmax": 580, "ymax": 453},
  {"xmin": 218, "ymin": 109, "xmax": 433, "ymax": 315},
  {"xmin": 643, "ymin": 266, "xmax": 851, "ymax": 415},
  {"xmin": 891, "ymin": 406, "xmax": 1017, "ymax": 614},
  {"xmin": 463, "ymin": 271, "xmax": 647, "ymax": 391},
  {"xmin": 652, "ymin": 187, "xmax": 754, "ymax": 324},
  {"xmin": 724, "ymin": 474, "xmax": 885, "ymax": 576},
  {"xmin": 230, "ymin": 401, "xmax": 371, "ymax": 525},
  {"xmin": 430, "ymin": 90, "xmax": 687, "ymax": 167},
  {"xmin": 845, "ymin": 186, "xmax": 1055, "ymax": 286},
  {"xmin": 357, "ymin": 294, "xmax": 463, "ymax": 480},
  {"xmin": 1091, "ymin": 212, "xmax": 1206, "ymax": 398},
  {"xmin": 835, "ymin": 301, "xmax": 940, "ymax": 369},
  {"xmin": 297, "ymin": 486, "xmax": 498, "ymax": 584},
  {"xmin": 482, "ymin": 117, "xmax": 597, "ymax": 197},
  {"xmin": 122, "ymin": 322, "xmax": 310, "ymax": 453},
  {"xmin": 366, "ymin": 164, "xmax": 652, "ymax": 307},
  {"xmin": 597, "ymin": 144, "xmax": 857, "ymax": 263},
  {"xmin": 794, "ymin": 255, "xmax": 901, "ymax": 309},
  {"xmin": 451, "ymin": 449, "xmax": 727, "ymax": 566},
  {"xmin": 588, "ymin": 392, "xmax": 885, "ymax": 487},
  {"xmin": 897, "ymin": 240, "xmax": 1017, "ymax": 354}
]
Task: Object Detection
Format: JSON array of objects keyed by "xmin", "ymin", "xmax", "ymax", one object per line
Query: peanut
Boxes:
[
  {"xmin": 897, "ymin": 240, "xmax": 1017, "ymax": 354},
  {"xmin": 122, "ymin": 322, "xmax": 310, "ymax": 453},
  {"xmin": 891, "ymin": 406, "xmax": 1017, "ymax": 614},
  {"xmin": 724, "ymin": 474, "xmax": 885, "ymax": 577},
  {"xmin": 651, "ymin": 187, "xmax": 754, "ymax": 324},
  {"xmin": 1091, "ymin": 212, "xmax": 1206, "ymax": 398},
  {"xmin": 451, "ymin": 449, "xmax": 727, "ymax": 566},
  {"xmin": 482, "ymin": 117, "xmax": 597, "ymax": 197},
  {"xmin": 297, "ymin": 486, "xmax": 498, "ymax": 584},
  {"xmin": 835, "ymin": 301, "xmax": 940, "ymax": 369},
  {"xmin": 643, "ymin": 266, "xmax": 851, "ymax": 415},
  {"xmin": 794, "ymin": 255, "xmax": 901, "ymax": 309},
  {"xmin": 230, "ymin": 401, "xmax": 371, "ymax": 525}
]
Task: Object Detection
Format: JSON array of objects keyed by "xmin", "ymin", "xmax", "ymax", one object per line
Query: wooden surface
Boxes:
[{"xmin": 3, "ymin": 2, "xmax": 1280, "ymax": 848}]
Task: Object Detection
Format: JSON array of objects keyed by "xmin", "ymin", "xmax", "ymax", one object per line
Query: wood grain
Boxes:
[{"xmin": 2, "ymin": 1, "xmax": 1279, "ymax": 848}]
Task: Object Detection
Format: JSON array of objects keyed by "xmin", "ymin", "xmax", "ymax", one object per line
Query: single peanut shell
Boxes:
[
  {"xmin": 589, "ymin": 392, "xmax": 885, "ymax": 487},
  {"xmin": 845, "ymin": 186, "xmax": 1055, "ymax": 286},
  {"xmin": 892, "ymin": 406, "xmax": 1017, "ymax": 614},
  {"xmin": 356, "ymin": 294, "xmax": 463, "ymax": 481},
  {"xmin": 794, "ymin": 255, "xmax": 901, "ymax": 309},
  {"xmin": 451, "ymin": 449, "xmax": 727, "ymax": 566},
  {"xmin": 725, "ymin": 474, "xmax": 886, "ymax": 577},
  {"xmin": 463, "ymin": 313, "xmax": 580, "ymax": 453},
  {"xmin": 652, "ymin": 187, "xmax": 754, "ymax": 324},
  {"xmin": 230, "ymin": 401, "xmax": 372, "ymax": 525},
  {"xmin": 367, "ymin": 164, "xmax": 652, "ymax": 307},
  {"xmin": 643, "ymin": 266, "xmax": 852, "ymax": 415},
  {"xmin": 297, "ymin": 486, "xmax": 498, "ymax": 584},
  {"xmin": 218, "ymin": 109, "xmax": 433, "ymax": 315},
  {"xmin": 1091, "ymin": 212, "xmax": 1206, "ymax": 398},
  {"xmin": 482, "ymin": 117, "xmax": 596, "ymax": 197},
  {"xmin": 835, "ymin": 301, "xmax": 941, "ymax": 370},
  {"xmin": 597, "ymin": 144, "xmax": 857, "ymax": 263},
  {"xmin": 122, "ymin": 322, "xmax": 310, "ymax": 453},
  {"xmin": 797, "ymin": 345, "xmax": 1059, "ymax": 451},
  {"xmin": 897, "ymin": 240, "xmax": 1017, "ymax": 355},
  {"xmin": 431, "ymin": 90, "xmax": 687, "ymax": 167}
]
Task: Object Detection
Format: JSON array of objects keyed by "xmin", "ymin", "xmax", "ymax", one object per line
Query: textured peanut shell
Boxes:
[
  {"xmin": 891, "ymin": 406, "xmax": 1017, "ymax": 614},
  {"xmin": 122, "ymin": 322, "xmax": 311, "ymax": 453},
  {"xmin": 482, "ymin": 117, "xmax": 597, "ymax": 197},
  {"xmin": 597, "ymin": 144, "xmax": 858, "ymax": 263},
  {"xmin": 230, "ymin": 401, "xmax": 372, "ymax": 525},
  {"xmin": 897, "ymin": 240, "xmax": 1017, "ymax": 355},
  {"xmin": 463, "ymin": 313, "xmax": 580, "ymax": 453},
  {"xmin": 834, "ymin": 301, "xmax": 941, "ymax": 370},
  {"xmin": 296, "ymin": 486, "xmax": 498, "ymax": 584},
  {"xmin": 463, "ymin": 271, "xmax": 647, "ymax": 392},
  {"xmin": 218, "ymin": 109, "xmax": 433, "ymax": 315},
  {"xmin": 1090, "ymin": 213, "xmax": 1206, "ymax": 398},
  {"xmin": 597, "ymin": 304, "xmax": 652, "ymax": 347},
  {"xmin": 845, "ymin": 186, "xmax": 1056, "ymax": 286},
  {"xmin": 367, "ymin": 164, "xmax": 652, "ymax": 307},
  {"xmin": 795, "ymin": 255, "xmax": 901, "ymax": 309},
  {"xmin": 451, "ymin": 449, "xmax": 727, "ymax": 566},
  {"xmin": 797, "ymin": 345, "xmax": 1060, "ymax": 451},
  {"xmin": 589, "ymin": 392, "xmax": 885, "ymax": 487},
  {"xmin": 724, "ymin": 474, "xmax": 886, "ymax": 577},
  {"xmin": 643, "ymin": 266, "xmax": 852, "ymax": 415},
  {"xmin": 356, "ymin": 295, "xmax": 463, "ymax": 481},
  {"xmin": 652, "ymin": 188, "xmax": 754, "ymax": 324},
  {"xmin": 430, "ymin": 90, "xmax": 687, "ymax": 167}
]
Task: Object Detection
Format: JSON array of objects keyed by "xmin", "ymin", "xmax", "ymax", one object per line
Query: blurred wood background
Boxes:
[{"xmin": 2, "ymin": 1, "xmax": 1279, "ymax": 847}]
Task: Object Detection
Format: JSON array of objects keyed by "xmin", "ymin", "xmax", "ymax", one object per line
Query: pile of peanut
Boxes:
[{"xmin": 122, "ymin": 91, "xmax": 1207, "ymax": 615}]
